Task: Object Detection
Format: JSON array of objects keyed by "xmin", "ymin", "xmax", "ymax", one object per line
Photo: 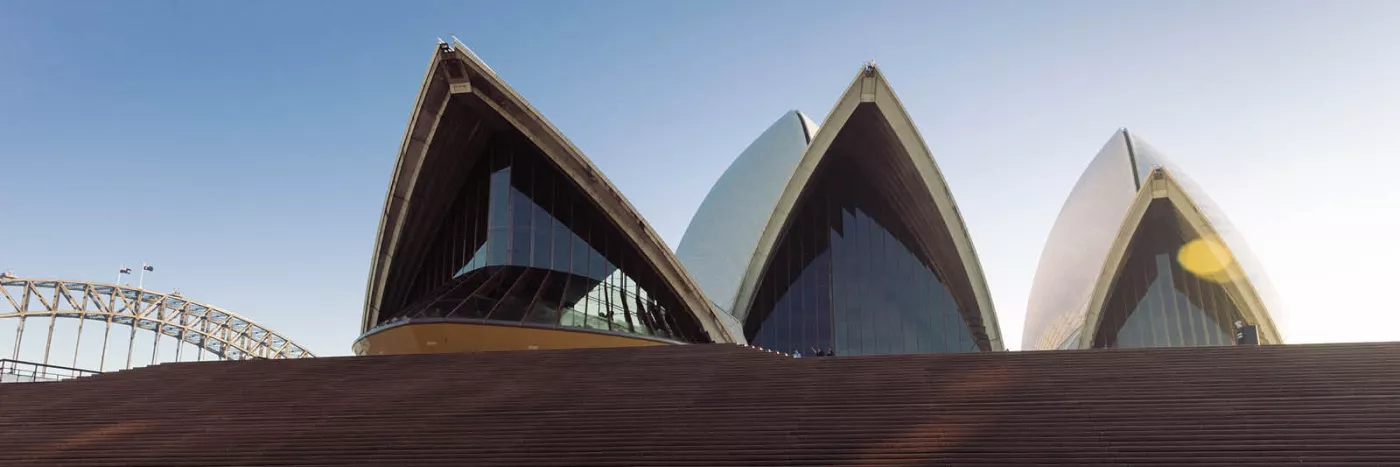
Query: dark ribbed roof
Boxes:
[{"xmin": 4, "ymin": 342, "xmax": 1400, "ymax": 466}]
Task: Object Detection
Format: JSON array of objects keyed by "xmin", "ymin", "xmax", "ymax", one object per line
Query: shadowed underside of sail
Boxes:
[
  {"xmin": 726, "ymin": 65, "xmax": 1002, "ymax": 354},
  {"xmin": 1024, "ymin": 130, "xmax": 1282, "ymax": 350},
  {"xmin": 1080, "ymin": 168, "xmax": 1282, "ymax": 348},
  {"xmin": 357, "ymin": 42, "xmax": 738, "ymax": 354}
]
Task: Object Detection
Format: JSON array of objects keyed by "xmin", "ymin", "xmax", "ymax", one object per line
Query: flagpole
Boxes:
[{"xmin": 139, "ymin": 263, "xmax": 153, "ymax": 290}]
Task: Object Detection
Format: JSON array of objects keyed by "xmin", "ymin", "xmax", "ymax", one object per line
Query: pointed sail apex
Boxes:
[
  {"xmin": 1078, "ymin": 168, "xmax": 1282, "ymax": 348},
  {"xmin": 359, "ymin": 43, "xmax": 738, "ymax": 355},
  {"xmin": 1024, "ymin": 131, "xmax": 1283, "ymax": 350},
  {"xmin": 722, "ymin": 65, "xmax": 1002, "ymax": 354}
]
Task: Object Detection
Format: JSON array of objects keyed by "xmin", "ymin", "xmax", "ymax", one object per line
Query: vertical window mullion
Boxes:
[
  {"xmin": 825, "ymin": 191, "xmax": 837, "ymax": 354},
  {"xmin": 795, "ymin": 208, "xmax": 805, "ymax": 353},
  {"xmin": 1167, "ymin": 240, "xmax": 1186, "ymax": 347}
]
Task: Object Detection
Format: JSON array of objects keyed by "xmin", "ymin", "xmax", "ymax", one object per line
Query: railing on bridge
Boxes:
[
  {"xmin": 1, "ymin": 276, "xmax": 316, "ymax": 374},
  {"xmin": 0, "ymin": 358, "xmax": 101, "ymax": 383}
]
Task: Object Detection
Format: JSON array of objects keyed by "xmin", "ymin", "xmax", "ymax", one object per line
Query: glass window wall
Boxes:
[
  {"xmin": 1092, "ymin": 201, "xmax": 1240, "ymax": 348},
  {"xmin": 746, "ymin": 158, "xmax": 979, "ymax": 355},
  {"xmin": 380, "ymin": 133, "xmax": 706, "ymax": 343}
]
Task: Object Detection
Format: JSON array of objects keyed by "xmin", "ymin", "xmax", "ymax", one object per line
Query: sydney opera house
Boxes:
[
  {"xmin": 355, "ymin": 41, "xmax": 1280, "ymax": 356},
  {"xmin": 676, "ymin": 66, "xmax": 1002, "ymax": 354},
  {"xmin": 1022, "ymin": 130, "xmax": 1284, "ymax": 350},
  {"xmin": 355, "ymin": 42, "xmax": 739, "ymax": 354},
  {"xmin": 20, "ymin": 41, "xmax": 1400, "ymax": 467}
]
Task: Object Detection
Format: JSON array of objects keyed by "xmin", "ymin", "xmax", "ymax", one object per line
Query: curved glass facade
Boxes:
[
  {"xmin": 1092, "ymin": 201, "xmax": 1241, "ymax": 348},
  {"xmin": 745, "ymin": 152, "xmax": 978, "ymax": 356},
  {"xmin": 377, "ymin": 133, "xmax": 707, "ymax": 343},
  {"xmin": 1024, "ymin": 129, "xmax": 1282, "ymax": 350}
]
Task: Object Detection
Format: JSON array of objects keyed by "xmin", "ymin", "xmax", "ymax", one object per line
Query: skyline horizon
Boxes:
[
  {"xmin": 4, "ymin": 1, "xmax": 1397, "ymax": 356},
  {"xmin": 0, "ymin": 110, "xmax": 1344, "ymax": 357},
  {"xmin": 0, "ymin": 62, "xmax": 1365, "ymax": 355}
]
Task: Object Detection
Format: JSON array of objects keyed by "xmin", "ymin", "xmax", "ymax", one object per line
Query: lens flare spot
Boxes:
[{"xmin": 1178, "ymin": 238, "xmax": 1235, "ymax": 283}]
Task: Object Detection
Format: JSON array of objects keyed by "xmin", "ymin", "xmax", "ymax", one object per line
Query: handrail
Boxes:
[{"xmin": 0, "ymin": 358, "xmax": 101, "ymax": 382}]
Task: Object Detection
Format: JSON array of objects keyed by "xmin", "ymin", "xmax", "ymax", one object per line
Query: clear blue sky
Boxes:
[{"xmin": 3, "ymin": 1, "xmax": 1398, "ymax": 355}]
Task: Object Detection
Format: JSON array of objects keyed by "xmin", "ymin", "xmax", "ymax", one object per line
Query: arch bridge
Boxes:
[{"xmin": 1, "ymin": 276, "xmax": 314, "ymax": 375}]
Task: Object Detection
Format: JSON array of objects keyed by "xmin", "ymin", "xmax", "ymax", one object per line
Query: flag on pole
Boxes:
[
  {"xmin": 142, "ymin": 264, "xmax": 154, "ymax": 272},
  {"xmin": 119, "ymin": 267, "xmax": 132, "ymax": 274}
]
